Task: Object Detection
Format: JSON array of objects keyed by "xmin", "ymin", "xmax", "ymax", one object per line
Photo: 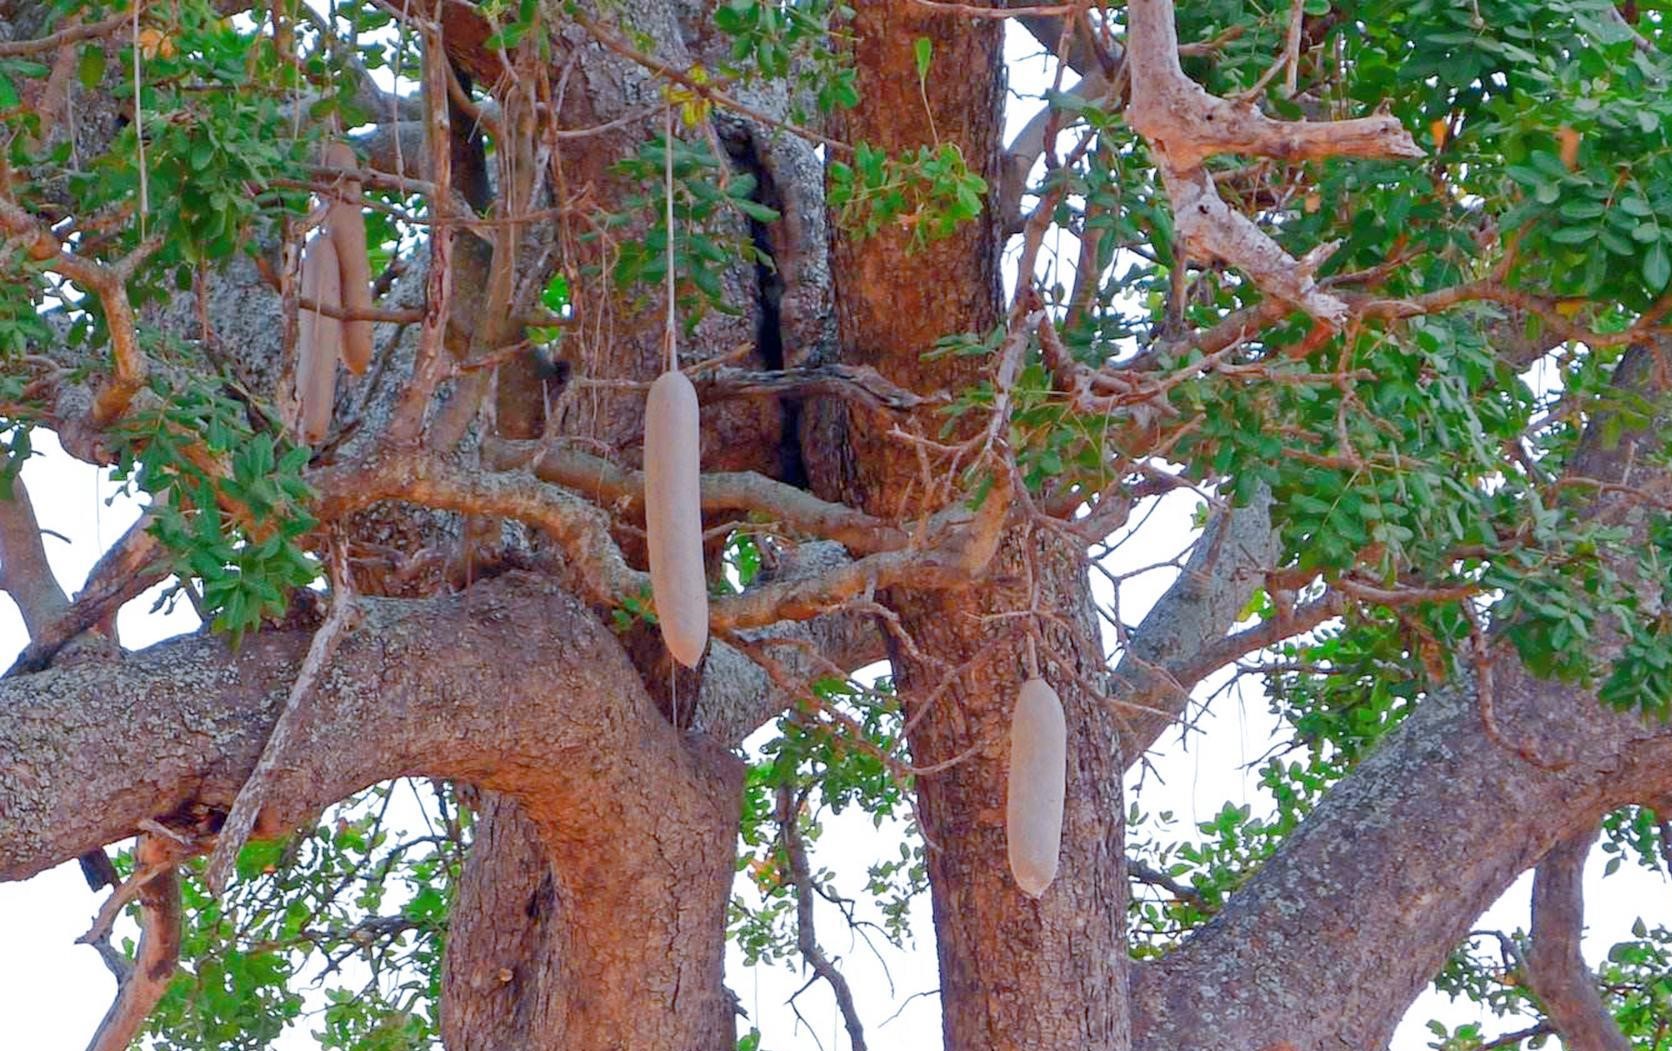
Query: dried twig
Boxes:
[
  {"xmin": 205, "ymin": 534, "xmax": 360, "ymax": 894},
  {"xmin": 81, "ymin": 833, "xmax": 187, "ymax": 1051},
  {"xmin": 777, "ymin": 784, "xmax": 869, "ymax": 1051}
]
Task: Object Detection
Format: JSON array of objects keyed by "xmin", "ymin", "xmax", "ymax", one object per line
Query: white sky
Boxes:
[{"xmin": 2, "ymin": 15, "xmax": 1668, "ymax": 1051}]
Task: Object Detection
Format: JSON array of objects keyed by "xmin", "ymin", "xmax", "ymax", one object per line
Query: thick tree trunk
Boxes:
[
  {"xmin": 441, "ymin": 785, "xmax": 740, "ymax": 1050},
  {"xmin": 807, "ymin": 5, "xmax": 1132, "ymax": 1047},
  {"xmin": 434, "ymin": 7, "xmax": 775, "ymax": 1045}
]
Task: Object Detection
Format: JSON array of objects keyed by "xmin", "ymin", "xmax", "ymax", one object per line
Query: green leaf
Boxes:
[
  {"xmin": 1646, "ymin": 240, "xmax": 1671, "ymax": 293},
  {"xmin": 914, "ymin": 37, "xmax": 932, "ymax": 82},
  {"xmin": 77, "ymin": 45, "xmax": 106, "ymax": 89}
]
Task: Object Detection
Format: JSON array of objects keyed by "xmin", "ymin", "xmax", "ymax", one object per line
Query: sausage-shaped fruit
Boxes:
[
  {"xmin": 295, "ymin": 234, "xmax": 342, "ymax": 444},
  {"xmin": 323, "ymin": 141, "xmax": 373, "ymax": 375},
  {"xmin": 1006, "ymin": 676, "xmax": 1066, "ymax": 898},
  {"xmin": 644, "ymin": 369, "xmax": 708, "ymax": 667}
]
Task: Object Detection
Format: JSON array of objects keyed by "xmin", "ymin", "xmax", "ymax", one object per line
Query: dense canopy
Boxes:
[{"xmin": 3, "ymin": 0, "xmax": 1672, "ymax": 1048}]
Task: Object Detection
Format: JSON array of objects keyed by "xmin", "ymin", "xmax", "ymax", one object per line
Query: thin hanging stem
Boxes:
[
  {"xmin": 664, "ymin": 103, "xmax": 677, "ymax": 374},
  {"xmin": 132, "ymin": 1, "xmax": 147, "ymax": 233},
  {"xmin": 1024, "ymin": 632, "xmax": 1040, "ymax": 680},
  {"xmin": 663, "ymin": 102, "xmax": 679, "ymax": 725}
]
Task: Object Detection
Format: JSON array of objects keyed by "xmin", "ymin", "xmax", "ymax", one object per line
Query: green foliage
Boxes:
[
  {"xmin": 721, "ymin": 529, "xmax": 765, "ymax": 592},
  {"xmin": 129, "ymin": 782, "xmax": 460, "ymax": 1050},
  {"xmin": 827, "ymin": 141, "xmax": 988, "ymax": 247},
  {"xmin": 730, "ymin": 677, "xmax": 927, "ymax": 967},
  {"xmin": 610, "ymin": 585, "xmax": 658, "ymax": 632},
  {"xmin": 711, "ymin": 0, "xmax": 858, "ymax": 117},
  {"xmin": 110, "ymin": 374, "xmax": 318, "ymax": 644},
  {"xmin": 606, "ymin": 133, "xmax": 781, "ymax": 317}
]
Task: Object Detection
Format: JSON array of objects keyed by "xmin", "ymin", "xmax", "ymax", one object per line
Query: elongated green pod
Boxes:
[
  {"xmin": 323, "ymin": 141, "xmax": 373, "ymax": 375},
  {"xmin": 644, "ymin": 369, "xmax": 708, "ymax": 667},
  {"xmin": 295, "ymin": 235, "xmax": 341, "ymax": 444},
  {"xmin": 1006, "ymin": 676, "xmax": 1066, "ymax": 898}
]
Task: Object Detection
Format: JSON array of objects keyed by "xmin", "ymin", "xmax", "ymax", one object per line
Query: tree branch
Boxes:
[
  {"xmin": 7, "ymin": 512, "xmax": 167, "ymax": 675},
  {"xmin": 82, "ymin": 833, "xmax": 184, "ymax": 1051},
  {"xmin": 313, "ymin": 451, "xmax": 1010, "ymax": 635},
  {"xmin": 777, "ymin": 784, "xmax": 868, "ymax": 1051},
  {"xmin": 1131, "ymin": 343, "xmax": 1672, "ymax": 1050},
  {"xmin": 1525, "ymin": 831, "xmax": 1631, "ymax": 1051},
  {"xmin": 1123, "ymin": 0, "xmax": 1422, "ymax": 325},
  {"xmin": 481, "ymin": 439, "xmax": 912, "ymax": 554},
  {"xmin": 0, "ymin": 574, "xmax": 728, "ymax": 881},
  {"xmin": 0, "ymin": 199, "xmax": 154, "ymax": 423},
  {"xmin": 0, "ymin": 470, "xmax": 68, "ymax": 639},
  {"xmin": 1110, "ymin": 485, "xmax": 1281, "ymax": 766}
]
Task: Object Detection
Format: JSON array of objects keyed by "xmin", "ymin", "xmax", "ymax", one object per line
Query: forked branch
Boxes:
[{"xmin": 1123, "ymin": 0, "xmax": 1422, "ymax": 325}]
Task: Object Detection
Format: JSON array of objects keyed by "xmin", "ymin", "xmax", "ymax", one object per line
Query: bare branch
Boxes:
[
  {"xmin": 482, "ymin": 438, "xmax": 912, "ymax": 554},
  {"xmin": 1110, "ymin": 486, "xmax": 1280, "ymax": 766},
  {"xmin": 1123, "ymin": 0, "xmax": 1422, "ymax": 325},
  {"xmin": 387, "ymin": 20, "xmax": 456, "ymax": 444},
  {"xmin": 1526, "ymin": 831, "xmax": 1632, "ymax": 1051},
  {"xmin": 777, "ymin": 784, "xmax": 869, "ymax": 1051},
  {"xmin": 205, "ymin": 537, "xmax": 359, "ymax": 895},
  {"xmin": 0, "ymin": 470, "xmax": 68, "ymax": 638},
  {"xmin": 7, "ymin": 513, "xmax": 167, "ymax": 675},
  {"xmin": 0, "ymin": 10, "xmax": 130, "ymax": 57},
  {"xmin": 83, "ymin": 834, "xmax": 184, "ymax": 1051},
  {"xmin": 315, "ymin": 451, "xmax": 1009, "ymax": 635},
  {"xmin": 1129, "ymin": 858, "xmax": 1206, "ymax": 908}
]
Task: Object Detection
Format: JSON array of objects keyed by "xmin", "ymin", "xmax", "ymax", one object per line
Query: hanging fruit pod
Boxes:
[
  {"xmin": 644, "ymin": 368, "xmax": 708, "ymax": 668},
  {"xmin": 295, "ymin": 234, "xmax": 342, "ymax": 444},
  {"xmin": 322, "ymin": 141, "xmax": 374, "ymax": 375},
  {"xmin": 1006, "ymin": 676, "xmax": 1066, "ymax": 898}
]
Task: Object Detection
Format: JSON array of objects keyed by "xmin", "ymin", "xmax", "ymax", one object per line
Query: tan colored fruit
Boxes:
[
  {"xmin": 295, "ymin": 234, "xmax": 342, "ymax": 444},
  {"xmin": 1006, "ymin": 676, "xmax": 1066, "ymax": 898},
  {"xmin": 644, "ymin": 369, "xmax": 708, "ymax": 667},
  {"xmin": 323, "ymin": 141, "xmax": 373, "ymax": 375}
]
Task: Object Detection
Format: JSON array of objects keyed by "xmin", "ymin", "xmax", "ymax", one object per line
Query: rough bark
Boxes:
[
  {"xmin": 805, "ymin": 5, "xmax": 1131, "ymax": 1048},
  {"xmin": 0, "ymin": 574, "xmax": 741, "ymax": 1049},
  {"xmin": 1132, "ymin": 346, "xmax": 1672, "ymax": 1050},
  {"xmin": 1130, "ymin": 657, "xmax": 1672, "ymax": 1050}
]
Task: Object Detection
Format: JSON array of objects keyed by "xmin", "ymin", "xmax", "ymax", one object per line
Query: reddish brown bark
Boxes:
[{"xmin": 804, "ymin": 5, "xmax": 1131, "ymax": 1047}]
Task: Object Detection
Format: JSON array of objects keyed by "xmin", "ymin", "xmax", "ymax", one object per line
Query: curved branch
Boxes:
[
  {"xmin": 482, "ymin": 439, "xmax": 912, "ymax": 554},
  {"xmin": 312, "ymin": 451, "xmax": 1008, "ymax": 634},
  {"xmin": 0, "ymin": 199, "xmax": 153, "ymax": 423},
  {"xmin": 0, "ymin": 573, "xmax": 725, "ymax": 882},
  {"xmin": 1131, "ymin": 663, "xmax": 1672, "ymax": 1051}
]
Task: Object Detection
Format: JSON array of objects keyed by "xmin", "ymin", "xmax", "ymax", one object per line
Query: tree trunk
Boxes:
[
  {"xmin": 441, "ymin": 783, "xmax": 740, "ymax": 1050},
  {"xmin": 806, "ymin": 5, "xmax": 1132, "ymax": 1047}
]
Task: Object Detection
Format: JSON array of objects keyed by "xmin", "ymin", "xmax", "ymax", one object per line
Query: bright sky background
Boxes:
[{"xmin": 2, "ymin": 14, "xmax": 1668, "ymax": 1051}]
